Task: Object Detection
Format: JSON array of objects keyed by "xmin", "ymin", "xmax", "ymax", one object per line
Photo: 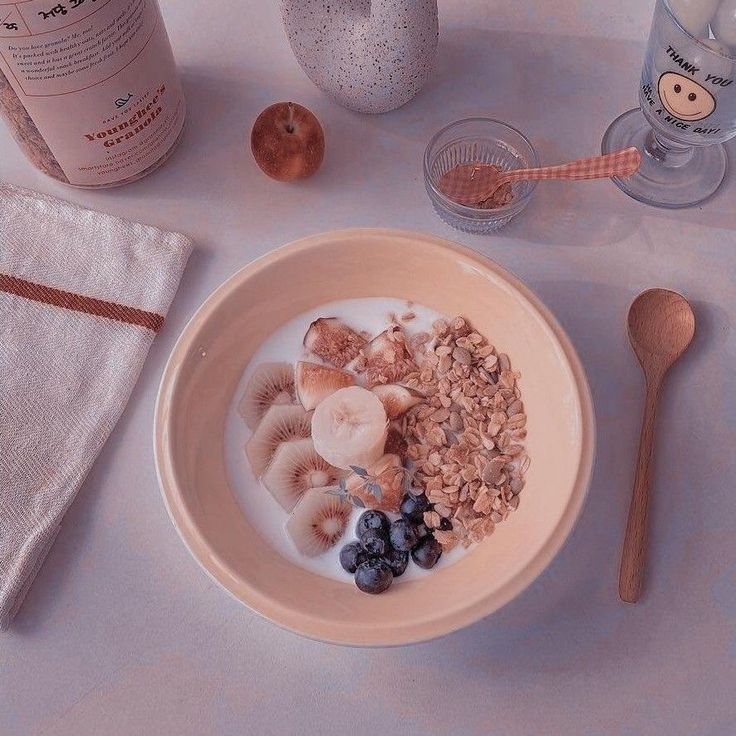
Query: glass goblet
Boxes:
[{"xmin": 602, "ymin": 0, "xmax": 735, "ymax": 208}]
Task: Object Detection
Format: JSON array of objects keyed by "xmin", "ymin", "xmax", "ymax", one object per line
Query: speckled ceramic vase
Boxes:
[{"xmin": 281, "ymin": 0, "xmax": 439, "ymax": 114}]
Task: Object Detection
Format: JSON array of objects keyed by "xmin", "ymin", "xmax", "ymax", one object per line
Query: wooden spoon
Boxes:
[
  {"xmin": 619, "ymin": 289, "xmax": 695, "ymax": 603},
  {"xmin": 439, "ymin": 147, "xmax": 641, "ymax": 206}
]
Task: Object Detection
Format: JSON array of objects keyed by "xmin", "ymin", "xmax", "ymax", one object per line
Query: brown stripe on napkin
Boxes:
[{"xmin": 0, "ymin": 273, "xmax": 164, "ymax": 332}]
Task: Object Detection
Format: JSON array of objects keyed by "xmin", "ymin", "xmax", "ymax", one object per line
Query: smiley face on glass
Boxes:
[{"xmin": 658, "ymin": 72, "xmax": 716, "ymax": 121}]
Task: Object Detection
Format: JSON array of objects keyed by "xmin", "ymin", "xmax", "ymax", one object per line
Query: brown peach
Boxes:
[{"xmin": 250, "ymin": 102, "xmax": 325, "ymax": 182}]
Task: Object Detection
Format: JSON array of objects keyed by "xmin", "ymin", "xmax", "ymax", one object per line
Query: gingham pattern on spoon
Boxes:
[{"xmin": 439, "ymin": 147, "xmax": 642, "ymax": 206}]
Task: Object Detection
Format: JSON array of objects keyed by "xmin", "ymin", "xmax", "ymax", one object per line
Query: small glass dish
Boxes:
[{"xmin": 423, "ymin": 118, "xmax": 538, "ymax": 234}]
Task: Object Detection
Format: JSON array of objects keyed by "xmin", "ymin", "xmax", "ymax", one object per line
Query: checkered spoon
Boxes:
[{"xmin": 438, "ymin": 146, "xmax": 642, "ymax": 206}]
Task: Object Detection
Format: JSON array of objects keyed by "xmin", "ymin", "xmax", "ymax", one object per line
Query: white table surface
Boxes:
[{"xmin": 2, "ymin": 1, "xmax": 736, "ymax": 734}]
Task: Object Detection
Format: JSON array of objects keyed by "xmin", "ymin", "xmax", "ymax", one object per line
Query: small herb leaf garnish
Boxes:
[
  {"xmin": 366, "ymin": 481, "xmax": 382, "ymax": 501},
  {"xmin": 323, "ymin": 461, "xmax": 418, "ymax": 509}
]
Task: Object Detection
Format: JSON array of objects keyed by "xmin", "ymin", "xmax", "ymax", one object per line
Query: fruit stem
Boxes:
[{"xmin": 285, "ymin": 102, "xmax": 295, "ymax": 134}]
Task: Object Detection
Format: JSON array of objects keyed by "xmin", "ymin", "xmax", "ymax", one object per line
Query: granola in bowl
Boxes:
[{"xmin": 400, "ymin": 317, "xmax": 528, "ymax": 552}]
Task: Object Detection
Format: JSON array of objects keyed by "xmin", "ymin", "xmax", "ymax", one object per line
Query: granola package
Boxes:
[{"xmin": 0, "ymin": 0, "xmax": 185, "ymax": 187}]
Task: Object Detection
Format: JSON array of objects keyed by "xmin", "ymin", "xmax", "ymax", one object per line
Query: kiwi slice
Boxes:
[
  {"xmin": 262, "ymin": 438, "xmax": 341, "ymax": 512},
  {"xmin": 286, "ymin": 488, "xmax": 352, "ymax": 557},
  {"xmin": 245, "ymin": 404, "xmax": 311, "ymax": 476},
  {"xmin": 238, "ymin": 362, "xmax": 295, "ymax": 429}
]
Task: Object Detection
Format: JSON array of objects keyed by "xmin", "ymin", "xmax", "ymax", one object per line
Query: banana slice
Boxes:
[{"xmin": 311, "ymin": 386, "xmax": 388, "ymax": 470}]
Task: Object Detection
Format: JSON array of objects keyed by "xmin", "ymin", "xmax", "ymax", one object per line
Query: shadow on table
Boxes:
[
  {"xmin": 401, "ymin": 283, "xmax": 729, "ymax": 672},
  {"xmin": 431, "ymin": 279, "xmax": 642, "ymax": 670},
  {"xmin": 352, "ymin": 26, "xmax": 736, "ymax": 246}
]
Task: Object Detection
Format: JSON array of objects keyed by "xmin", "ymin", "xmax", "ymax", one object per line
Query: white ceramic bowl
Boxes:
[{"xmin": 154, "ymin": 228, "xmax": 595, "ymax": 646}]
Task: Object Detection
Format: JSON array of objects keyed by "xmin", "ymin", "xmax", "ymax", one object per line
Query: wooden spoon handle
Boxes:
[
  {"xmin": 499, "ymin": 147, "xmax": 642, "ymax": 185},
  {"xmin": 619, "ymin": 376, "xmax": 661, "ymax": 603}
]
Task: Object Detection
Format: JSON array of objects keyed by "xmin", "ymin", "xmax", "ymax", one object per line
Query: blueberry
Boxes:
[
  {"xmin": 384, "ymin": 547, "xmax": 409, "ymax": 577},
  {"xmin": 439, "ymin": 517, "xmax": 452, "ymax": 531},
  {"xmin": 413, "ymin": 522, "xmax": 429, "ymax": 539},
  {"xmin": 339, "ymin": 541, "xmax": 366, "ymax": 574},
  {"xmin": 389, "ymin": 518, "xmax": 420, "ymax": 552},
  {"xmin": 361, "ymin": 529, "xmax": 388, "ymax": 557},
  {"xmin": 411, "ymin": 535, "xmax": 443, "ymax": 569},
  {"xmin": 355, "ymin": 558, "xmax": 393, "ymax": 594},
  {"xmin": 399, "ymin": 493, "xmax": 430, "ymax": 524},
  {"xmin": 356, "ymin": 510, "xmax": 390, "ymax": 541}
]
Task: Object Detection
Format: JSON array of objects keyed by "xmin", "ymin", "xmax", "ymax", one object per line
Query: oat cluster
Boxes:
[{"xmin": 399, "ymin": 317, "xmax": 529, "ymax": 551}]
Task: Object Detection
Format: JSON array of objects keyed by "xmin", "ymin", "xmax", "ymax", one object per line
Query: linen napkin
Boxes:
[{"xmin": 0, "ymin": 182, "xmax": 192, "ymax": 629}]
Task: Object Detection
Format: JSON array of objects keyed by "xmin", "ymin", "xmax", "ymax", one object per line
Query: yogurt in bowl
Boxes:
[
  {"xmin": 154, "ymin": 228, "xmax": 594, "ymax": 646},
  {"xmin": 225, "ymin": 297, "xmax": 529, "ymax": 593}
]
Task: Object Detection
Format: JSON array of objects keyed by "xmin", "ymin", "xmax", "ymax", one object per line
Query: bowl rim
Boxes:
[
  {"xmin": 153, "ymin": 228, "xmax": 596, "ymax": 647},
  {"xmin": 423, "ymin": 117, "xmax": 540, "ymax": 217}
]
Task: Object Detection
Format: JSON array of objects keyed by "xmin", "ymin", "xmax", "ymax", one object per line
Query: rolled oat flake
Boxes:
[{"xmin": 0, "ymin": 0, "xmax": 185, "ymax": 187}]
